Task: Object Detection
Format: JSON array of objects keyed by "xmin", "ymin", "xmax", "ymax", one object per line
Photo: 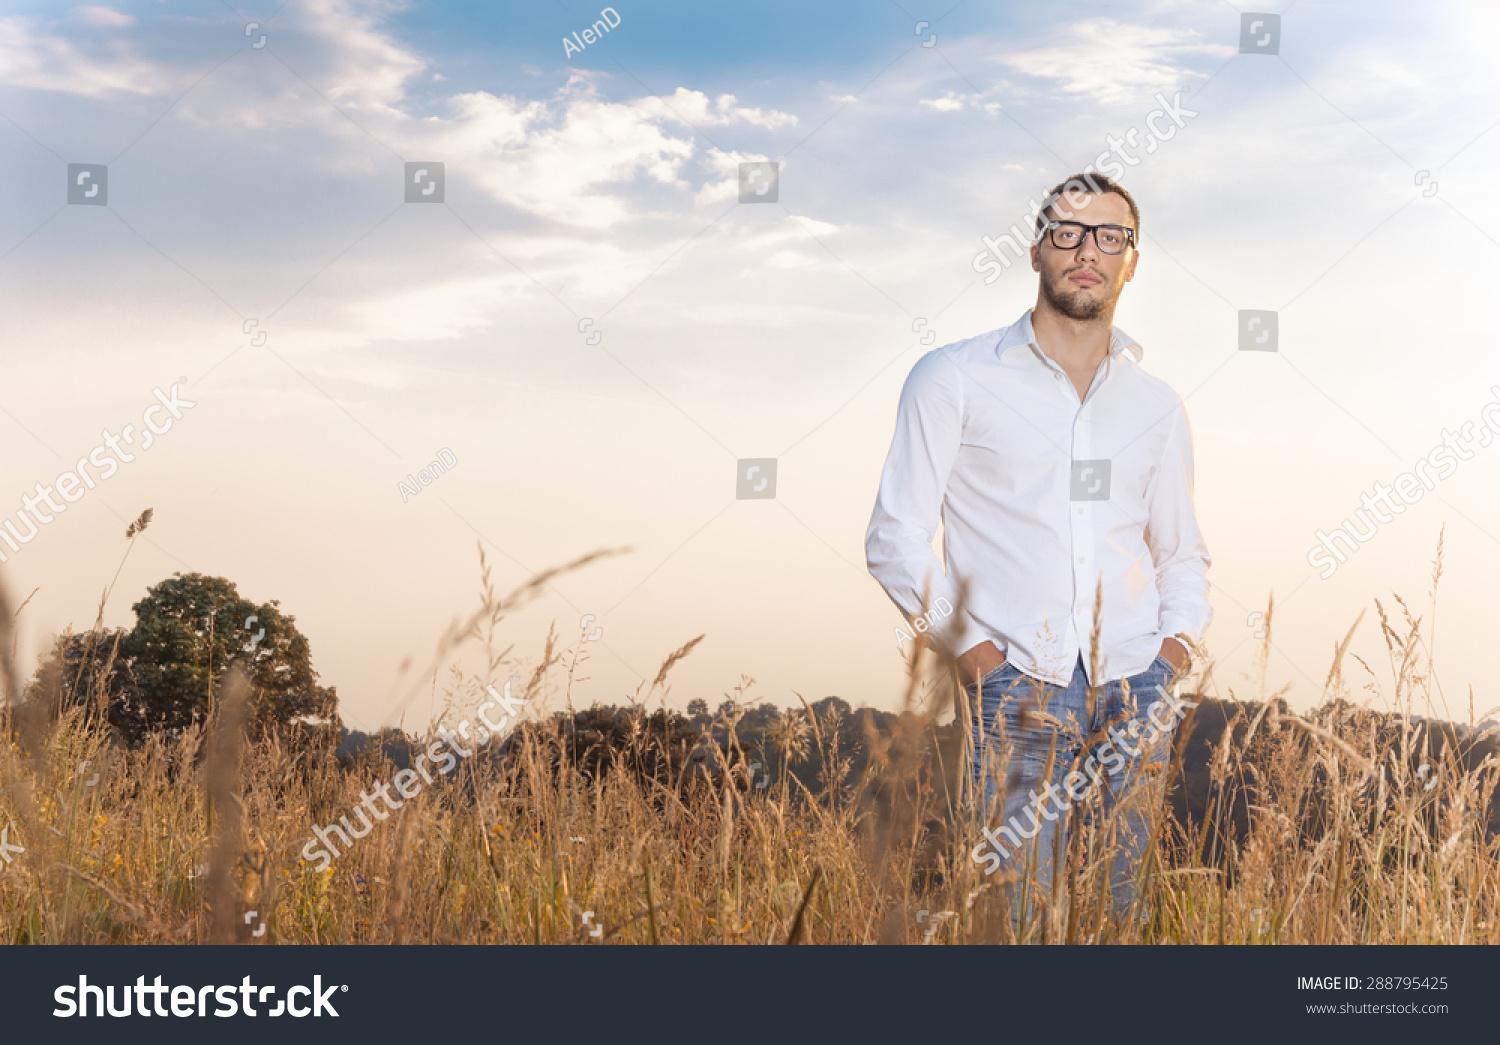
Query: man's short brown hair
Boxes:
[{"xmin": 1034, "ymin": 172, "xmax": 1141, "ymax": 240}]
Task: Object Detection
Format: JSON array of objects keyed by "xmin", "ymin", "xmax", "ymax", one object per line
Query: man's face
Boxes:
[{"xmin": 1030, "ymin": 191, "xmax": 1139, "ymax": 321}]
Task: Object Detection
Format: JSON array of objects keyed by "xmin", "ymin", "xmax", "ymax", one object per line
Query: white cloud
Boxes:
[
  {"xmin": 920, "ymin": 93, "xmax": 965, "ymax": 112},
  {"xmin": 0, "ymin": 15, "xmax": 161, "ymax": 95},
  {"xmin": 75, "ymin": 6, "xmax": 134, "ymax": 27},
  {"xmin": 0, "ymin": 3, "xmax": 793, "ymax": 234},
  {"xmin": 918, "ymin": 91, "xmax": 1001, "ymax": 115},
  {"xmin": 432, "ymin": 86, "xmax": 691, "ymax": 228},
  {"xmin": 992, "ymin": 19, "xmax": 1230, "ymax": 103},
  {"xmin": 693, "ymin": 146, "xmax": 771, "ymax": 206},
  {"xmin": 292, "ymin": 0, "xmax": 426, "ymax": 113},
  {"xmin": 631, "ymin": 88, "xmax": 798, "ymax": 131},
  {"xmin": 428, "ymin": 84, "xmax": 794, "ymax": 228},
  {"xmin": 0, "ymin": 0, "xmax": 423, "ymax": 104}
]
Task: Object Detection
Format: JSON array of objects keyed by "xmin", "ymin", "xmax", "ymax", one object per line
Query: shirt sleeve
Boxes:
[
  {"xmin": 865, "ymin": 348, "xmax": 990, "ymax": 659},
  {"xmin": 1145, "ymin": 399, "xmax": 1213, "ymax": 648}
]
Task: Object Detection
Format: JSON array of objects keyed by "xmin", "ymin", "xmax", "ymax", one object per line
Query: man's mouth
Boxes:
[{"xmin": 1067, "ymin": 270, "xmax": 1102, "ymax": 286}]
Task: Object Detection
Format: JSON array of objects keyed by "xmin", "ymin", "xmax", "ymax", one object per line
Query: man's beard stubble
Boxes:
[{"xmin": 1040, "ymin": 268, "xmax": 1120, "ymax": 322}]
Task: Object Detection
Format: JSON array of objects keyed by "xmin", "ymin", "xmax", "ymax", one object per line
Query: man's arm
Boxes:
[
  {"xmin": 1145, "ymin": 402, "xmax": 1213, "ymax": 674},
  {"xmin": 865, "ymin": 350, "xmax": 993, "ymax": 671}
]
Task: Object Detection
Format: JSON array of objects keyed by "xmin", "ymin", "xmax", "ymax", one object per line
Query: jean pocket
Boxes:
[
  {"xmin": 1117, "ymin": 659, "xmax": 1171, "ymax": 717},
  {"xmin": 967, "ymin": 659, "xmax": 1013, "ymax": 693}
]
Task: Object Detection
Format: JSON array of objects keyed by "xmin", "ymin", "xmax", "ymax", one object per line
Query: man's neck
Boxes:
[{"xmin": 1030, "ymin": 300, "xmax": 1115, "ymax": 372}]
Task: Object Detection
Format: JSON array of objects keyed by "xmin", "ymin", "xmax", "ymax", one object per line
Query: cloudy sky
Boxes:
[{"xmin": 2, "ymin": 0, "xmax": 1498, "ymax": 731}]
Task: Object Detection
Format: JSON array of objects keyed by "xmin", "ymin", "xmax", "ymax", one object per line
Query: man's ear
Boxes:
[
  {"xmin": 1030, "ymin": 241, "xmax": 1041, "ymax": 272},
  {"xmin": 1125, "ymin": 249, "xmax": 1139, "ymax": 282}
]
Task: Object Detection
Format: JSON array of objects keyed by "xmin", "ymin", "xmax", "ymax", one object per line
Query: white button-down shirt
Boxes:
[{"xmin": 865, "ymin": 308, "xmax": 1212, "ymax": 686}]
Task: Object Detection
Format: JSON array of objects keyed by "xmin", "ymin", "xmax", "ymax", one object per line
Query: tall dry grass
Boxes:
[{"xmin": 1, "ymin": 533, "xmax": 1497, "ymax": 944}]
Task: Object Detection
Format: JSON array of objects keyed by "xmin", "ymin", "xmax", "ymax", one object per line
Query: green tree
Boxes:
[{"xmin": 34, "ymin": 573, "xmax": 341, "ymax": 747}]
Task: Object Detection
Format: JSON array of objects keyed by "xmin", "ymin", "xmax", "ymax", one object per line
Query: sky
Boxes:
[{"xmin": 2, "ymin": 0, "xmax": 1499, "ymax": 732}]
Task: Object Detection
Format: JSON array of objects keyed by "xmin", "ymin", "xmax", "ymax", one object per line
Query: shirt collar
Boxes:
[{"xmin": 996, "ymin": 308, "xmax": 1144, "ymax": 364}]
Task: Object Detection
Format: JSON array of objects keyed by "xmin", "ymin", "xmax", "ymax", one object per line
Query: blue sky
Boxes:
[{"xmin": 2, "ymin": 0, "xmax": 1499, "ymax": 731}]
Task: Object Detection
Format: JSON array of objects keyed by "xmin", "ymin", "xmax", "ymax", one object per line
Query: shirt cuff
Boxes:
[{"xmin": 1157, "ymin": 616, "xmax": 1204, "ymax": 651}]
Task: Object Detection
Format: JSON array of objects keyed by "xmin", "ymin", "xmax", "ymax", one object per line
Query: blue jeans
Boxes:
[{"xmin": 968, "ymin": 652, "xmax": 1180, "ymax": 915}]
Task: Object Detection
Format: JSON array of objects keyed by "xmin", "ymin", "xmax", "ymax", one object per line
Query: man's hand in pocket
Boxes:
[
  {"xmin": 957, "ymin": 640, "xmax": 1005, "ymax": 686},
  {"xmin": 1158, "ymin": 636, "xmax": 1188, "ymax": 674}
]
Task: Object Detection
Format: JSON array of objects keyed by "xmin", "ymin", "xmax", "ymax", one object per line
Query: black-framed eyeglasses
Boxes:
[{"xmin": 1043, "ymin": 221, "xmax": 1136, "ymax": 254}]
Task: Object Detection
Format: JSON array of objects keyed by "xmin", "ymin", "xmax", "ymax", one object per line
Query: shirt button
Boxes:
[
  {"xmin": 1053, "ymin": 373, "xmax": 1062, "ymax": 380},
  {"xmin": 1077, "ymin": 508, "xmax": 1084, "ymax": 515},
  {"xmin": 1078, "ymin": 557, "xmax": 1086, "ymax": 564}
]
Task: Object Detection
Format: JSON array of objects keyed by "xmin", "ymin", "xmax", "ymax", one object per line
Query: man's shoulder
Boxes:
[
  {"xmin": 936, "ymin": 321, "xmax": 1015, "ymax": 362},
  {"xmin": 898, "ymin": 326, "xmax": 1008, "ymax": 403},
  {"xmin": 1115, "ymin": 354, "xmax": 1187, "ymax": 416},
  {"xmin": 912, "ymin": 322, "xmax": 1014, "ymax": 373}
]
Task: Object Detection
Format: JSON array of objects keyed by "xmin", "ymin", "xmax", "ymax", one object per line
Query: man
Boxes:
[{"xmin": 864, "ymin": 173, "xmax": 1211, "ymax": 914}]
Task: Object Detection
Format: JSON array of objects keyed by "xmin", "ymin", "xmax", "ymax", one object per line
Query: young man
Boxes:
[{"xmin": 864, "ymin": 173, "xmax": 1212, "ymax": 912}]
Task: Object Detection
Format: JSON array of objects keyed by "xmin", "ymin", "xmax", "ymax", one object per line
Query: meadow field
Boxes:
[{"xmin": 1, "ymin": 533, "xmax": 1496, "ymax": 946}]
